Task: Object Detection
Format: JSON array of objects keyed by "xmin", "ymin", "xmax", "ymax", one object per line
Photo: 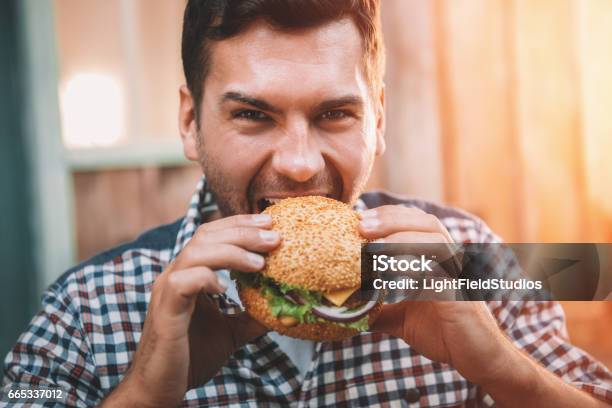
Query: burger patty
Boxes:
[{"xmin": 321, "ymin": 290, "xmax": 366, "ymax": 309}]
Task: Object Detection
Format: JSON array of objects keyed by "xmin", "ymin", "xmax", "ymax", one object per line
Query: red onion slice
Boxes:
[
  {"xmin": 312, "ymin": 290, "xmax": 382, "ymax": 323},
  {"xmin": 282, "ymin": 289, "xmax": 382, "ymax": 323},
  {"xmin": 284, "ymin": 291, "xmax": 304, "ymax": 305}
]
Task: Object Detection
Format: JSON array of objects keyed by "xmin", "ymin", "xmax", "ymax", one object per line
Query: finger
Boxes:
[
  {"xmin": 374, "ymin": 231, "xmax": 461, "ymax": 276},
  {"xmin": 197, "ymin": 213, "xmax": 273, "ymax": 234},
  {"xmin": 359, "ymin": 205, "xmax": 425, "ymax": 220},
  {"xmin": 194, "ymin": 226, "xmax": 281, "ymax": 252},
  {"xmin": 161, "ymin": 266, "xmax": 224, "ymax": 316},
  {"xmin": 379, "ymin": 231, "xmax": 447, "ymax": 244},
  {"xmin": 226, "ymin": 312, "xmax": 269, "ymax": 347},
  {"xmin": 377, "ymin": 231, "xmax": 450, "ymax": 257},
  {"xmin": 370, "ymin": 303, "xmax": 405, "ymax": 339},
  {"xmin": 177, "ymin": 243, "xmax": 266, "ymax": 273},
  {"xmin": 359, "ymin": 206, "xmax": 453, "ymax": 242},
  {"xmin": 359, "ymin": 206, "xmax": 443, "ymax": 237}
]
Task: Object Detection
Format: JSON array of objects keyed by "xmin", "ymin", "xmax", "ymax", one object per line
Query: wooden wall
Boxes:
[
  {"xmin": 380, "ymin": 0, "xmax": 612, "ymax": 243},
  {"xmin": 73, "ymin": 165, "xmax": 201, "ymax": 261},
  {"xmin": 380, "ymin": 0, "xmax": 612, "ymax": 368}
]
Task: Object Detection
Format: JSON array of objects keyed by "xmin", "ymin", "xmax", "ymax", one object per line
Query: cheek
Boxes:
[
  {"xmin": 325, "ymin": 129, "xmax": 377, "ymax": 198},
  {"xmin": 201, "ymin": 129, "xmax": 271, "ymax": 184},
  {"xmin": 336, "ymin": 117, "xmax": 378, "ymax": 166},
  {"xmin": 334, "ymin": 138, "xmax": 370, "ymax": 171}
]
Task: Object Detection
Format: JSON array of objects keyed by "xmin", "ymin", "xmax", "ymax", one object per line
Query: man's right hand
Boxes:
[{"xmin": 100, "ymin": 213, "xmax": 280, "ymax": 407}]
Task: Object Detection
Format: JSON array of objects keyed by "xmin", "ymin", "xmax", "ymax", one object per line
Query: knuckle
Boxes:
[
  {"xmin": 379, "ymin": 205, "xmax": 395, "ymax": 214},
  {"xmin": 407, "ymin": 205, "xmax": 425, "ymax": 214},
  {"xmin": 203, "ymin": 272, "xmax": 218, "ymax": 288},
  {"xmin": 219, "ymin": 243, "xmax": 241, "ymax": 262},
  {"xmin": 166, "ymin": 272, "xmax": 181, "ymax": 292},
  {"xmin": 151, "ymin": 276, "xmax": 165, "ymax": 296},
  {"xmin": 179, "ymin": 246, "xmax": 197, "ymax": 266},
  {"xmin": 240, "ymin": 214, "xmax": 254, "ymax": 224},
  {"xmin": 235, "ymin": 227, "xmax": 252, "ymax": 242},
  {"xmin": 425, "ymin": 214, "xmax": 440, "ymax": 229},
  {"xmin": 195, "ymin": 223, "xmax": 210, "ymax": 236},
  {"xmin": 372, "ymin": 210, "xmax": 388, "ymax": 225},
  {"xmin": 232, "ymin": 214, "xmax": 250, "ymax": 227}
]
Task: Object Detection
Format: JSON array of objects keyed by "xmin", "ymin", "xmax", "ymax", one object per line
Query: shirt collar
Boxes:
[
  {"xmin": 172, "ymin": 176, "xmax": 214, "ymax": 258},
  {"xmin": 172, "ymin": 175, "xmax": 368, "ymax": 259}
]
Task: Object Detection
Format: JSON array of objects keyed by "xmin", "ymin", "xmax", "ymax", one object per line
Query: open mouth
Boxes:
[
  {"xmin": 256, "ymin": 198, "xmax": 284, "ymax": 212},
  {"xmin": 256, "ymin": 194, "xmax": 334, "ymax": 213}
]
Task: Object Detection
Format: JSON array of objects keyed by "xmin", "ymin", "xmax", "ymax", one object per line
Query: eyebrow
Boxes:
[
  {"xmin": 316, "ymin": 95, "xmax": 364, "ymax": 112},
  {"xmin": 220, "ymin": 92, "xmax": 364, "ymax": 114},
  {"xmin": 220, "ymin": 92, "xmax": 281, "ymax": 113}
]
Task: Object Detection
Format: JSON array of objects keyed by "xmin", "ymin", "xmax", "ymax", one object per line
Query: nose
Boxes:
[{"xmin": 271, "ymin": 119, "xmax": 325, "ymax": 183}]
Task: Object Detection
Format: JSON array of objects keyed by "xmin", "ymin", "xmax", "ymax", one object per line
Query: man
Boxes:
[{"xmin": 3, "ymin": 0, "xmax": 611, "ymax": 406}]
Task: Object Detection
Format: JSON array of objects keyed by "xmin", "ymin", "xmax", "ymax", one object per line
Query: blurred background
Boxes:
[{"xmin": 1, "ymin": 0, "xmax": 610, "ymax": 372}]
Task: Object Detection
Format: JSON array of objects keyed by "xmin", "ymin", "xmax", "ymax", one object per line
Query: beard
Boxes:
[
  {"xmin": 197, "ymin": 137, "xmax": 348, "ymax": 217},
  {"xmin": 197, "ymin": 143, "xmax": 247, "ymax": 216}
]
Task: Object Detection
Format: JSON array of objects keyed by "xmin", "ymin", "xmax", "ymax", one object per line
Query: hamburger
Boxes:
[{"xmin": 232, "ymin": 196, "xmax": 383, "ymax": 341}]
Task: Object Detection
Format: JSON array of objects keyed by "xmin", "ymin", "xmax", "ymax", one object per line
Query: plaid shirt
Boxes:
[{"xmin": 3, "ymin": 177, "xmax": 611, "ymax": 407}]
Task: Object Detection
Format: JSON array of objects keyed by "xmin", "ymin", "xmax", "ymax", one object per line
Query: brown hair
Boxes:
[{"xmin": 181, "ymin": 0, "xmax": 385, "ymax": 121}]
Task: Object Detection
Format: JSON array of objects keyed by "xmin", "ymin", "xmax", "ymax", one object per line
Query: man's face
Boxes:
[{"xmin": 179, "ymin": 18, "xmax": 385, "ymax": 216}]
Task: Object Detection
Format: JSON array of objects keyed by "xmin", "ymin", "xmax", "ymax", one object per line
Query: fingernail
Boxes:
[
  {"xmin": 360, "ymin": 217, "xmax": 379, "ymax": 230},
  {"xmin": 360, "ymin": 209, "xmax": 377, "ymax": 219},
  {"xmin": 259, "ymin": 230, "xmax": 279, "ymax": 243},
  {"xmin": 247, "ymin": 252, "xmax": 265, "ymax": 268},
  {"xmin": 252, "ymin": 214, "xmax": 272, "ymax": 226}
]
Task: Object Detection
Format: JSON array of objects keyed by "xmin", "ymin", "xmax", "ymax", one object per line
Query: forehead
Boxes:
[{"xmin": 206, "ymin": 18, "xmax": 367, "ymax": 99}]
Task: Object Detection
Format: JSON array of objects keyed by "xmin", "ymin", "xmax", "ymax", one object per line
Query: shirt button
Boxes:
[{"xmin": 404, "ymin": 388, "xmax": 421, "ymax": 403}]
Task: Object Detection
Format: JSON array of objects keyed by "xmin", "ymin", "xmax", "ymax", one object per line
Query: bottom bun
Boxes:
[{"xmin": 238, "ymin": 286, "xmax": 383, "ymax": 341}]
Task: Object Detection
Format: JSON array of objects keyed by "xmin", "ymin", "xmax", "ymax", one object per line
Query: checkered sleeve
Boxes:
[
  {"xmin": 474, "ymin": 221, "xmax": 612, "ymax": 405},
  {"xmin": 2, "ymin": 286, "xmax": 103, "ymax": 407},
  {"xmin": 505, "ymin": 301, "xmax": 612, "ymax": 404}
]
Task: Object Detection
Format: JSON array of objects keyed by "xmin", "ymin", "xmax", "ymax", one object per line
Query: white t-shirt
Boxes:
[{"xmin": 218, "ymin": 269, "xmax": 315, "ymax": 377}]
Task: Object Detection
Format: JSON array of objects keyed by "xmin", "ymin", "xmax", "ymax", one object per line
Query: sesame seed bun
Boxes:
[{"xmin": 261, "ymin": 196, "xmax": 365, "ymax": 292}]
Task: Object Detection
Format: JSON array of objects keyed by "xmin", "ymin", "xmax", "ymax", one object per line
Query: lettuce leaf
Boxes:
[
  {"xmin": 231, "ymin": 271, "xmax": 370, "ymax": 332},
  {"xmin": 230, "ymin": 270, "xmax": 259, "ymax": 287},
  {"xmin": 264, "ymin": 289, "xmax": 317, "ymax": 323},
  {"xmin": 332, "ymin": 316, "xmax": 369, "ymax": 332}
]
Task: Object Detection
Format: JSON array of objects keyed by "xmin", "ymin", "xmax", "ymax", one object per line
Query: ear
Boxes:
[
  {"xmin": 375, "ymin": 85, "xmax": 386, "ymax": 156},
  {"xmin": 179, "ymin": 85, "xmax": 200, "ymax": 161}
]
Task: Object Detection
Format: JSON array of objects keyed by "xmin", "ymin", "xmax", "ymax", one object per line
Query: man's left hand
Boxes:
[{"xmin": 358, "ymin": 205, "xmax": 511, "ymax": 385}]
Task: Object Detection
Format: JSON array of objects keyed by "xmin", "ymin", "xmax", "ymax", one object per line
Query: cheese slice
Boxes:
[{"xmin": 323, "ymin": 286, "xmax": 359, "ymax": 307}]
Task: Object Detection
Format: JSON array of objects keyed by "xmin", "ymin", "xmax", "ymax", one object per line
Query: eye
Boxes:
[
  {"xmin": 232, "ymin": 109, "xmax": 271, "ymax": 122},
  {"xmin": 319, "ymin": 110, "xmax": 349, "ymax": 121}
]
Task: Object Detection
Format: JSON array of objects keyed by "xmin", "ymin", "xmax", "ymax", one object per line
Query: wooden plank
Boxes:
[
  {"xmin": 65, "ymin": 141, "xmax": 188, "ymax": 171},
  {"xmin": 575, "ymin": 0, "xmax": 612, "ymax": 241},
  {"xmin": 73, "ymin": 165, "xmax": 201, "ymax": 261},
  {"xmin": 513, "ymin": 0, "xmax": 587, "ymax": 242},
  {"xmin": 433, "ymin": 0, "xmax": 520, "ymax": 241},
  {"xmin": 134, "ymin": 0, "xmax": 184, "ymax": 141},
  {"xmin": 140, "ymin": 165, "xmax": 202, "ymax": 228},
  {"xmin": 380, "ymin": 0, "xmax": 444, "ymax": 202}
]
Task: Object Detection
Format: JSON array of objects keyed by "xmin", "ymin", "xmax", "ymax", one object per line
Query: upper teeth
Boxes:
[{"xmin": 265, "ymin": 198, "xmax": 283, "ymax": 204}]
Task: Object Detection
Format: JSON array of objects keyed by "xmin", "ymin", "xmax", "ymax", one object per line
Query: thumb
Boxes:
[
  {"xmin": 227, "ymin": 312, "xmax": 268, "ymax": 347},
  {"xmin": 370, "ymin": 303, "xmax": 405, "ymax": 339}
]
